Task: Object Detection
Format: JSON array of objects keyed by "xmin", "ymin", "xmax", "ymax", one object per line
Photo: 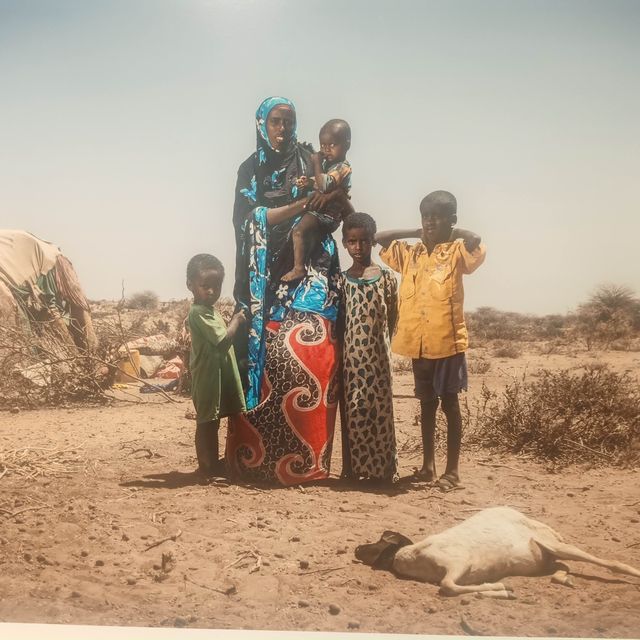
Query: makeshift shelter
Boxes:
[{"xmin": 0, "ymin": 229, "xmax": 96, "ymax": 351}]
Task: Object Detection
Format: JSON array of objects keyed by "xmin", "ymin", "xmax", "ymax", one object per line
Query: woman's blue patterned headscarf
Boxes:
[
  {"xmin": 250, "ymin": 96, "xmax": 309, "ymax": 209},
  {"xmin": 255, "ymin": 96, "xmax": 297, "ymax": 158}
]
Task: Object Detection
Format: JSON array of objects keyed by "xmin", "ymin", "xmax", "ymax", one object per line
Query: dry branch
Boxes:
[{"xmin": 143, "ymin": 529, "xmax": 183, "ymax": 551}]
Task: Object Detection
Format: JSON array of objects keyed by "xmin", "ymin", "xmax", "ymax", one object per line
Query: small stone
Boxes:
[
  {"xmin": 174, "ymin": 617, "xmax": 187, "ymax": 628},
  {"xmin": 298, "ymin": 599, "xmax": 310, "ymax": 608},
  {"xmin": 80, "ymin": 550, "xmax": 89, "ymax": 557},
  {"xmin": 88, "ymin": 535, "xmax": 96, "ymax": 540},
  {"xmin": 121, "ymin": 533, "xmax": 130, "ymax": 541},
  {"xmin": 10, "ymin": 407, "xmax": 20, "ymax": 414},
  {"xmin": 290, "ymin": 536, "xmax": 300, "ymax": 542},
  {"xmin": 262, "ymin": 559, "xmax": 271, "ymax": 567},
  {"xmin": 336, "ymin": 548, "xmax": 347, "ymax": 555},
  {"xmin": 427, "ymin": 606, "xmax": 438, "ymax": 614},
  {"xmin": 339, "ymin": 506, "xmax": 348, "ymax": 512},
  {"xmin": 611, "ymin": 536, "xmax": 621, "ymax": 543},
  {"xmin": 487, "ymin": 474, "xmax": 494, "ymax": 480},
  {"xmin": 460, "ymin": 597, "xmax": 471, "ymax": 605},
  {"xmin": 299, "ymin": 560, "xmax": 309, "ymax": 570},
  {"xmin": 153, "ymin": 563, "xmax": 161, "ymax": 570},
  {"xmin": 631, "ymin": 518, "xmax": 640, "ymax": 524},
  {"xmin": 567, "ymin": 492, "xmax": 575, "ymax": 498},
  {"xmin": 547, "ymin": 627, "xmax": 558, "ymax": 634},
  {"xmin": 95, "ymin": 559, "xmax": 105, "ymax": 567},
  {"xmin": 347, "ymin": 621, "xmax": 360, "ymax": 629},
  {"xmin": 127, "ymin": 577, "xmax": 136, "ymax": 585},
  {"xmin": 329, "ymin": 603, "xmax": 341, "ymax": 615},
  {"xmin": 71, "ymin": 591, "xmax": 81, "ymax": 598},
  {"xmin": 111, "ymin": 524, "xmax": 119, "ymax": 530},
  {"xmin": 23, "ymin": 552, "xmax": 32, "ymax": 562},
  {"xmin": 367, "ymin": 584, "xmax": 377, "ymax": 591}
]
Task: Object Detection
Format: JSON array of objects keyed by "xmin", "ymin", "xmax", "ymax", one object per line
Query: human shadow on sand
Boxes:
[
  {"xmin": 120, "ymin": 471, "xmax": 231, "ymax": 489},
  {"xmin": 119, "ymin": 472, "xmax": 437, "ymax": 495}
]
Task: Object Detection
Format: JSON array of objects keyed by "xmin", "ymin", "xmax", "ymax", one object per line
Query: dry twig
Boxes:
[
  {"xmin": 143, "ymin": 529, "xmax": 182, "ymax": 551},
  {"xmin": 183, "ymin": 574, "xmax": 236, "ymax": 595}
]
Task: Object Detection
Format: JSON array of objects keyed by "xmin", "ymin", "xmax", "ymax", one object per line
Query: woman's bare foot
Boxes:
[{"xmin": 281, "ymin": 266, "xmax": 306, "ymax": 282}]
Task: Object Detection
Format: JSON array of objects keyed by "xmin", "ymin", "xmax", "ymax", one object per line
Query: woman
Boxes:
[{"xmin": 227, "ymin": 96, "xmax": 345, "ymax": 485}]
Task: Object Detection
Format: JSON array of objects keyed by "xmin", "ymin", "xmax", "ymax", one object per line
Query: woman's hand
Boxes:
[{"xmin": 307, "ymin": 189, "xmax": 352, "ymax": 218}]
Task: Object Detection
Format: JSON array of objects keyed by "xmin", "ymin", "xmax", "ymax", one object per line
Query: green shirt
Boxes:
[{"xmin": 188, "ymin": 304, "xmax": 246, "ymax": 423}]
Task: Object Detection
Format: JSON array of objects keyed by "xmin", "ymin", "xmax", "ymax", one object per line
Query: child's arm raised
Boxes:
[
  {"xmin": 450, "ymin": 228, "xmax": 482, "ymax": 253},
  {"xmin": 311, "ymin": 152, "xmax": 325, "ymax": 191},
  {"xmin": 192, "ymin": 309, "xmax": 246, "ymax": 353},
  {"xmin": 375, "ymin": 228, "xmax": 422, "ymax": 249}
]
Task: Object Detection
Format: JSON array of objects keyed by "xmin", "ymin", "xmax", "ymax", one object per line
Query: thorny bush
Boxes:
[
  {"xmin": 469, "ymin": 365, "xmax": 640, "ymax": 467},
  {"xmin": 0, "ymin": 321, "xmax": 114, "ymax": 409}
]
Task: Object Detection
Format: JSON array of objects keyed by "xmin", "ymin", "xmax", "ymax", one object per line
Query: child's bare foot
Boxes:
[
  {"xmin": 436, "ymin": 472, "xmax": 463, "ymax": 492},
  {"xmin": 281, "ymin": 266, "xmax": 306, "ymax": 282},
  {"xmin": 412, "ymin": 467, "xmax": 437, "ymax": 483}
]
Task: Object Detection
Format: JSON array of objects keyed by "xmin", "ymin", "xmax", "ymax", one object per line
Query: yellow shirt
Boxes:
[{"xmin": 379, "ymin": 239, "xmax": 486, "ymax": 359}]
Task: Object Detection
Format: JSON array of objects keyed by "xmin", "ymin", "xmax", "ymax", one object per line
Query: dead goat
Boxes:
[{"xmin": 355, "ymin": 506, "xmax": 640, "ymax": 598}]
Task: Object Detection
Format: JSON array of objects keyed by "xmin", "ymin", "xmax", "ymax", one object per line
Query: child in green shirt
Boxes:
[{"xmin": 186, "ymin": 254, "xmax": 246, "ymax": 477}]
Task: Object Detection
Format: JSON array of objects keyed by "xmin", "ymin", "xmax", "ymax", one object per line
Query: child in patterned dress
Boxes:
[{"xmin": 339, "ymin": 212, "xmax": 398, "ymax": 484}]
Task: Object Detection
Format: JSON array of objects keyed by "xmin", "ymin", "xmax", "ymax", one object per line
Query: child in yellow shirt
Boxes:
[{"xmin": 376, "ymin": 190, "xmax": 485, "ymax": 491}]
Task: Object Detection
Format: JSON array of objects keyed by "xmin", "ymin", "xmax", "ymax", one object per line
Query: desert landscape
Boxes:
[{"xmin": 1, "ymin": 291, "xmax": 639, "ymax": 637}]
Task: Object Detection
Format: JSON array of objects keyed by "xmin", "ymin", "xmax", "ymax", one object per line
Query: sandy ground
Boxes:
[{"xmin": 1, "ymin": 346, "xmax": 639, "ymax": 637}]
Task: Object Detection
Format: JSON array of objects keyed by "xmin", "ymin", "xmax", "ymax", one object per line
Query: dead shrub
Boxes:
[
  {"xmin": 392, "ymin": 355, "xmax": 413, "ymax": 374},
  {"xmin": 468, "ymin": 355, "xmax": 491, "ymax": 374},
  {"xmin": 0, "ymin": 321, "xmax": 114, "ymax": 409},
  {"xmin": 572, "ymin": 284, "xmax": 640, "ymax": 350},
  {"xmin": 469, "ymin": 365, "xmax": 640, "ymax": 466},
  {"xmin": 492, "ymin": 342, "xmax": 522, "ymax": 359},
  {"xmin": 124, "ymin": 290, "xmax": 159, "ymax": 311},
  {"xmin": 215, "ymin": 297, "xmax": 235, "ymax": 324}
]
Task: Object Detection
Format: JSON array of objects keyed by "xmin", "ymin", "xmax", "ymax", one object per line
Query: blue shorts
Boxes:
[{"xmin": 412, "ymin": 353, "xmax": 468, "ymax": 401}]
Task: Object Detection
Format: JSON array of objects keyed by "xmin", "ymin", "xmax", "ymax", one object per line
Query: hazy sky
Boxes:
[{"xmin": 1, "ymin": 0, "xmax": 639, "ymax": 314}]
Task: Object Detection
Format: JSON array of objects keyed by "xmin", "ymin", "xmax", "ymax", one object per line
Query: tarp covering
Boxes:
[{"xmin": 0, "ymin": 230, "xmax": 61, "ymax": 290}]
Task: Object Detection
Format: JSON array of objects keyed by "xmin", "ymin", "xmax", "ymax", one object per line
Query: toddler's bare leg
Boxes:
[{"xmin": 282, "ymin": 213, "xmax": 318, "ymax": 282}]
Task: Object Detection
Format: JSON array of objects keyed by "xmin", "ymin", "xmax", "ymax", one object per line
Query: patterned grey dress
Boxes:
[{"xmin": 340, "ymin": 266, "xmax": 399, "ymax": 481}]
